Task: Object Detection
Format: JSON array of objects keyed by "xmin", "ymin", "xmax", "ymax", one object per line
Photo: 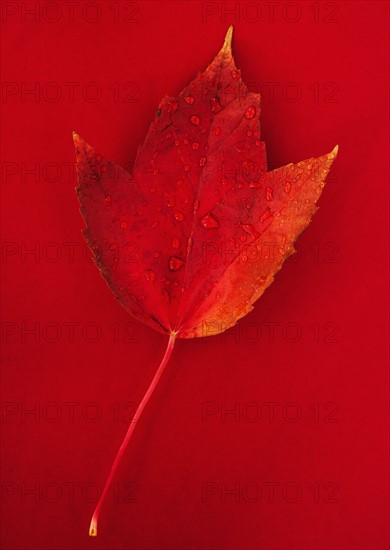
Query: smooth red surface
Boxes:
[{"xmin": 1, "ymin": 2, "xmax": 389, "ymax": 549}]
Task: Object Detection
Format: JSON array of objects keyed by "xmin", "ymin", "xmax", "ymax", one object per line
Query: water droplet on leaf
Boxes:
[
  {"xmin": 201, "ymin": 213, "xmax": 219, "ymax": 229},
  {"xmin": 174, "ymin": 211, "xmax": 185, "ymax": 222},
  {"xmin": 172, "ymin": 237, "xmax": 180, "ymax": 250},
  {"xmin": 266, "ymin": 187, "xmax": 274, "ymax": 201},
  {"xmin": 241, "ymin": 224, "xmax": 260, "ymax": 239},
  {"xmin": 260, "ymin": 208, "xmax": 273, "ymax": 223},
  {"xmin": 245, "ymin": 106, "xmax": 256, "ymax": 119},
  {"xmin": 211, "ymin": 97, "xmax": 222, "ymax": 114},
  {"xmin": 169, "ymin": 256, "xmax": 185, "ymax": 272}
]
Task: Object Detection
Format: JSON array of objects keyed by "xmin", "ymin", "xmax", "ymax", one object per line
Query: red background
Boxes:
[{"xmin": 1, "ymin": 1, "xmax": 389, "ymax": 549}]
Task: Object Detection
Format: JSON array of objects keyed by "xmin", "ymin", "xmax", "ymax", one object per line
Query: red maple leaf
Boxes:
[{"xmin": 73, "ymin": 26, "xmax": 337, "ymax": 535}]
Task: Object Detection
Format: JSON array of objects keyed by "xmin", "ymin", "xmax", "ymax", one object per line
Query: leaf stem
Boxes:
[{"xmin": 89, "ymin": 331, "xmax": 177, "ymax": 537}]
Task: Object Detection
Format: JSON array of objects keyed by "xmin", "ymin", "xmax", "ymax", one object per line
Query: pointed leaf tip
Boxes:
[
  {"xmin": 327, "ymin": 144, "xmax": 339, "ymax": 161},
  {"xmin": 73, "ymin": 132, "xmax": 87, "ymax": 151},
  {"xmin": 72, "ymin": 131, "xmax": 80, "ymax": 145},
  {"xmin": 221, "ymin": 25, "xmax": 233, "ymax": 55}
]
